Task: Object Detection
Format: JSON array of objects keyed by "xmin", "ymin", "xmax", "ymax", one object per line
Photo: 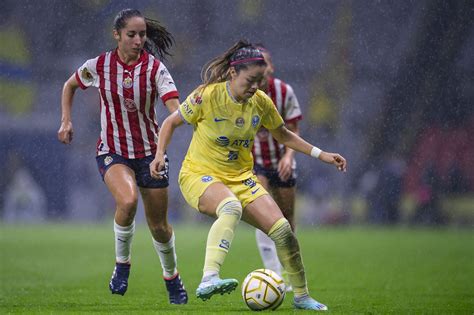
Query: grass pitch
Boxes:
[{"xmin": 1, "ymin": 223, "xmax": 473, "ymax": 314}]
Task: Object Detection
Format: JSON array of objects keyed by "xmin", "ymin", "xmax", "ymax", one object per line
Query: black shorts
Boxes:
[
  {"xmin": 253, "ymin": 164, "xmax": 296, "ymax": 188},
  {"xmin": 96, "ymin": 153, "xmax": 169, "ymax": 188}
]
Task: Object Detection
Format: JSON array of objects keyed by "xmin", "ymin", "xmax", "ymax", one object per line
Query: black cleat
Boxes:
[
  {"xmin": 109, "ymin": 262, "xmax": 130, "ymax": 295},
  {"xmin": 164, "ymin": 273, "xmax": 188, "ymax": 304}
]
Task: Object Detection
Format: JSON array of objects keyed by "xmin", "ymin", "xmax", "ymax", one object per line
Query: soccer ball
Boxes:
[{"xmin": 241, "ymin": 269, "xmax": 286, "ymax": 311}]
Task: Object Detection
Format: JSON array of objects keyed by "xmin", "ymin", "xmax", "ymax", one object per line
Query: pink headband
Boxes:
[{"xmin": 230, "ymin": 57, "xmax": 265, "ymax": 66}]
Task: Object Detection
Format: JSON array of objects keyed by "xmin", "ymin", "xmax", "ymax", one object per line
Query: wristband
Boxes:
[{"xmin": 310, "ymin": 146, "xmax": 322, "ymax": 158}]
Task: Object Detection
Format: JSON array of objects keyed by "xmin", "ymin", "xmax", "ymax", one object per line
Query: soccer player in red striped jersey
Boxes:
[
  {"xmin": 57, "ymin": 9, "xmax": 187, "ymax": 304},
  {"xmin": 252, "ymin": 44, "xmax": 302, "ymax": 290}
]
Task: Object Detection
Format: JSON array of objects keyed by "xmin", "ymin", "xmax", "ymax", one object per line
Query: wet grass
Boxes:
[{"xmin": 1, "ymin": 223, "xmax": 473, "ymax": 314}]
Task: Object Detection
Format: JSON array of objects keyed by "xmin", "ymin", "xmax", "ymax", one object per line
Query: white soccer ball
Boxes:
[{"xmin": 241, "ymin": 269, "xmax": 286, "ymax": 311}]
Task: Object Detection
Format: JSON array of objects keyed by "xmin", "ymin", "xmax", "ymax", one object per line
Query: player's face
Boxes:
[
  {"xmin": 259, "ymin": 51, "xmax": 274, "ymax": 90},
  {"xmin": 114, "ymin": 16, "xmax": 147, "ymax": 59},
  {"xmin": 230, "ymin": 64, "xmax": 266, "ymax": 102}
]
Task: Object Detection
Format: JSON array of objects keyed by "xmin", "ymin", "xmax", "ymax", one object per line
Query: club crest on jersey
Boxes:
[
  {"xmin": 124, "ymin": 98, "xmax": 137, "ymax": 112},
  {"xmin": 104, "ymin": 156, "xmax": 113, "ymax": 166},
  {"xmin": 235, "ymin": 117, "xmax": 245, "ymax": 128},
  {"xmin": 251, "ymin": 115, "xmax": 260, "ymax": 128},
  {"xmin": 201, "ymin": 175, "xmax": 213, "ymax": 182},
  {"xmin": 122, "ymin": 77, "xmax": 133, "ymax": 89}
]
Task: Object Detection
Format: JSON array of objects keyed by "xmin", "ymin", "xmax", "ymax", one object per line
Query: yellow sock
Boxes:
[
  {"xmin": 203, "ymin": 197, "xmax": 242, "ymax": 274},
  {"xmin": 268, "ymin": 217, "xmax": 308, "ymax": 296}
]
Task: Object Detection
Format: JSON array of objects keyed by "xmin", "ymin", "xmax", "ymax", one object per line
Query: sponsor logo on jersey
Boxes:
[
  {"xmin": 235, "ymin": 117, "xmax": 245, "ymax": 127},
  {"xmin": 181, "ymin": 102, "xmax": 193, "ymax": 115},
  {"xmin": 124, "ymin": 98, "xmax": 137, "ymax": 112},
  {"xmin": 215, "ymin": 136, "xmax": 230, "ymax": 146},
  {"xmin": 251, "ymin": 115, "xmax": 260, "ymax": 128},
  {"xmin": 122, "ymin": 76, "xmax": 133, "ymax": 89},
  {"xmin": 231, "ymin": 139, "xmax": 252, "ymax": 148},
  {"xmin": 201, "ymin": 175, "xmax": 213, "ymax": 182},
  {"xmin": 104, "ymin": 155, "xmax": 113, "ymax": 166}
]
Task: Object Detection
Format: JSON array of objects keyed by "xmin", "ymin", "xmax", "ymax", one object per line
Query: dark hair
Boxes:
[
  {"xmin": 200, "ymin": 40, "xmax": 266, "ymax": 85},
  {"xmin": 254, "ymin": 43, "xmax": 270, "ymax": 54},
  {"xmin": 113, "ymin": 9, "xmax": 173, "ymax": 59}
]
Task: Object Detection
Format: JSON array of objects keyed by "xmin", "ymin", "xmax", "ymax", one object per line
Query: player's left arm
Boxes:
[{"xmin": 270, "ymin": 125, "xmax": 347, "ymax": 172}]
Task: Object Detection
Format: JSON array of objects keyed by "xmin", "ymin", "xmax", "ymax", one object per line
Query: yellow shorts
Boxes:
[{"xmin": 178, "ymin": 169, "xmax": 268, "ymax": 210}]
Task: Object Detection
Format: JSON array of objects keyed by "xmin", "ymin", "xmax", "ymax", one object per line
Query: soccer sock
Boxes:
[
  {"xmin": 202, "ymin": 197, "xmax": 242, "ymax": 279},
  {"xmin": 268, "ymin": 217, "xmax": 308, "ymax": 297},
  {"xmin": 256, "ymin": 228, "xmax": 282, "ymax": 275},
  {"xmin": 152, "ymin": 231, "xmax": 178, "ymax": 279},
  {"xmin": 114, "ymin": 220, "xmax": 135, "ymax": 264}
]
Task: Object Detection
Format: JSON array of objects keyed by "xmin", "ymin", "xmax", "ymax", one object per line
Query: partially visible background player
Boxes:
[
  {"xmin": 57, "ymin": 8, "xmax": 188, "ymax": 304},
  {"xmin": 150, "ymin": 40, "xmax": 347, "ymax": 311},
  {"xmin": 252, "ymin": 44, "xmax": 302, "ymax": 291}
]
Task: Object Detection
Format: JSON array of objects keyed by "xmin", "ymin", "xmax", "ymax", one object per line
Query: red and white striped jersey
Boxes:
[
  {"xmin": 252, "ymin": 77, "xmax": 302, "ymax": 169},
  {"xmin": 75, "ymin": 49, "xmax": 178, "ymax": 159}
]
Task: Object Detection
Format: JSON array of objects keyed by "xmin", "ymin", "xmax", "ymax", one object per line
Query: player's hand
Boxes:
[
  {"xmin": 319, "ymin": 151, "xmax": 347, "ymax": 172},
  {"xmin": 58, "ymin": 121, "xmax": 74, "ymax": 144},
  {"xmin": 150, "ymin": 153, "xmax": 166, "ymax": 179},
  {"xmin": 277, "ymin": 155, "xmax": 293, "ymax": 181}
]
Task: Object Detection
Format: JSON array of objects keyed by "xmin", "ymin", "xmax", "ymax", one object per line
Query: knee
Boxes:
[
  {"xmin": 268, "ymin": 218, "xmax": 294, "ymax": 245},
  {"xmin": 116, "ymin": 196, "xmax": 138, "ymax": 219},
  {"xmin": 217, "ymin": 198, "xmax": 242, "ymax": 220}
]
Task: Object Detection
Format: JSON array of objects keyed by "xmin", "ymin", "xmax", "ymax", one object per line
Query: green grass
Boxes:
[{"xmin": 1, "ymin": 224, "xmax": 473, "ymax": 314}]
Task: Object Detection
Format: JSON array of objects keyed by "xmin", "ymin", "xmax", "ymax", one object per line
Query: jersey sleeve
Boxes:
[
  {"xmin": 284, "ymin": 84, "xmax": 303, "ymax": 123},
  {"xmin": 155, "ymin": 63, "xmax": 179, "ymax": 104},
  {"xmin": 178, "ymin": 88, "xmax": 204, "ymax": 125},
  {"xmin": 261, "ymin": 93, "xmax": 284, "ymax": 130},
  {"xmin": 75, "ymin": 57, "xmax": 99, "ymax": 90}
]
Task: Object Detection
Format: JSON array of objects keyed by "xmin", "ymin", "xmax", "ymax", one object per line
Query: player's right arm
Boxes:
[{"xmin": 58, "ymin": 74, "xmax": 80, "ymax": 144}]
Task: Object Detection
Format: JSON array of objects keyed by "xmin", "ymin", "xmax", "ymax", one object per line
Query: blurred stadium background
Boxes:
[{"xmin": 1, "ymin": 0, "xmax": 472, "ymax": 226}]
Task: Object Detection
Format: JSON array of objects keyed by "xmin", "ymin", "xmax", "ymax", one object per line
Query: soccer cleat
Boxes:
[
  {"xmin": 164, "ymin": 273, "xmax": 188, "ymax": 304},
  {"xmin": 109, "ymin": 262, "xmax": 130, "ymax": 295},
  {"xmin": 293, "ymin": 295, "xmax": 328, "ymax": 311},
  {"xmin": 196, "ymin": 277, "xmax": 239, "ymax": 301}
]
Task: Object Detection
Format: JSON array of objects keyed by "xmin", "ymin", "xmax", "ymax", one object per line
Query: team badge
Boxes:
[
  {"xmin": 124, "ymin": 98, "xmax": 137, "ymax": 112},
  {"xmin": 81, "ymin": 67, "xmax": 93, "ymax": 82},
  {"xmin": 104, "ymin": 156, "xmax": 113, "ymax": 166},
  {"xmin": 122, "ymin": 77, "xmax": 133, "ymax": 89},
  {"xmin": 190, "ymin": 93, "xmax": 202, "ymax": 105},
  {"xmin": 235, "ymin": 117, "xmax": 245, "ymax": 127},
  {"xmin": 251, "ymin": 115, "xmax": 260, "ymax": 128},
  {"xmin": 201, "ymin": 175, "xmax": 213, "ymax": 182}
]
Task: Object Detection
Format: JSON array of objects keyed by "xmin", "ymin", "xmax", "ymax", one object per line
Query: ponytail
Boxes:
[
  {"xmin": 113, "ymin": 9, "xmax": 173, "ymax": 60},
  {"xmin": 200, "ymin": 40, "xmax": 266, "ymax": 86},
  {"xmin": 144, "ymin": 17, "xmax": 174, "ymax": 60}
]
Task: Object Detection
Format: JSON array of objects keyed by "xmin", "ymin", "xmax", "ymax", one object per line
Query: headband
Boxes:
[{"xmin": 230, "ymin": 57, "xmax": 265, "ymax": 66}]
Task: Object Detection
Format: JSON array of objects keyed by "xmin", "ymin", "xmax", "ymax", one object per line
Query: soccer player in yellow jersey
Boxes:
[{"xmin": 150, "ymin": 40, "xmax": 347, "ymax": 311}]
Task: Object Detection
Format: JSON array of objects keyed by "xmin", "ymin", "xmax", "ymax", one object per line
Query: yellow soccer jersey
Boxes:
[{"xmin": 178, "ymin": 82, "xmax": 284, "ymax": 180}]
